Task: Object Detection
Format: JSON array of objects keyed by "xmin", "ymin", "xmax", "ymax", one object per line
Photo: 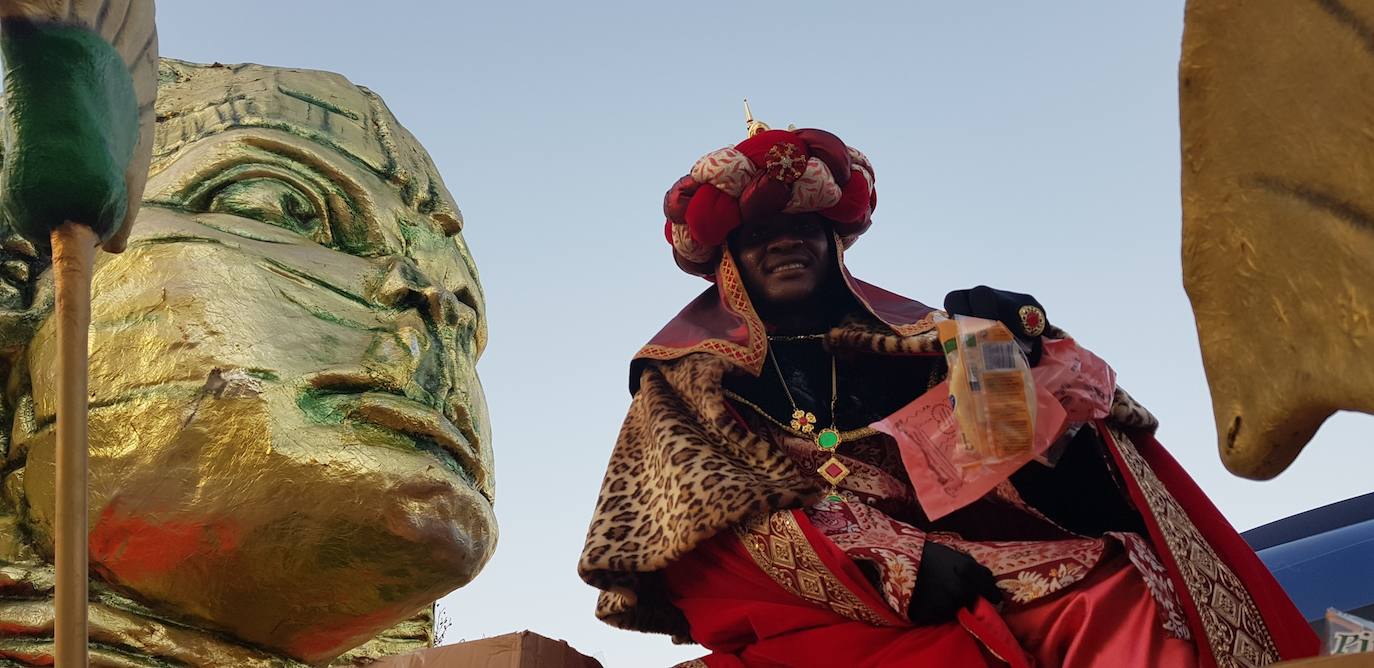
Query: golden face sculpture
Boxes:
[
  {"xmin": 1, "ymin": 60, "xmax": 493, "ymax": 664},
  {"xmin": 1181, "ymin": 1, "xmax": 1374, "ymax": 479}
]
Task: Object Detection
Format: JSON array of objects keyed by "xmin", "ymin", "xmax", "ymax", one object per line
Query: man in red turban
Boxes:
[{"xmin": 578, "ymin": 124, "xmax": 1316, "ymax": 667}]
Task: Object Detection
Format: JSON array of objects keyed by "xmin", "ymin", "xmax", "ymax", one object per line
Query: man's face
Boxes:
[
  {"xmin": 7, "ymin": 98, "xmax": 493, "ymax": 662},
  {"xmin": 731, "ymin": 213, "xmax": 833, "ymax": 312}
]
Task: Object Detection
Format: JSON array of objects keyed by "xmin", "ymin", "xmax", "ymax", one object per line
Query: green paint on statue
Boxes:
[{"xmin": 0, "ymin": 20, "xmax": 138, "ymax": 251}]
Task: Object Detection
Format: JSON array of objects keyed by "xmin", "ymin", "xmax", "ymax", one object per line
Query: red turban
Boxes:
[{"xmin": 662, "ymin": 128, "xmax": 876, "ymax": 276}]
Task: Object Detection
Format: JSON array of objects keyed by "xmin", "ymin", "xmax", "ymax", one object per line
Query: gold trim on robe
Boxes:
[{"xmin": 734, "ymin": 511, "xmax": 901, "ymax": 627}]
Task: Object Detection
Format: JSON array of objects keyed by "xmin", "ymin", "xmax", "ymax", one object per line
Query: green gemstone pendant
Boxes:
[
  {"xmin": 816, "ymin": 428, "xmax": 841, "ymax": 451},
  {"xmin": 824, "ymin": 491, "xmax": 844, "ymax": 503}
]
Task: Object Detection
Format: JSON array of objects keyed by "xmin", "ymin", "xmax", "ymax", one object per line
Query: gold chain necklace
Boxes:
[
  {"xmin": 766, "ymin": 332, "xmax": 828, "ymax": 342},
  {"xmin": 766, "ymin": 349, "xmax": 852, "ymax": 503},
  {"xmin": 723, "ymin": 390, "xmax": 879, "ymax": 443}
]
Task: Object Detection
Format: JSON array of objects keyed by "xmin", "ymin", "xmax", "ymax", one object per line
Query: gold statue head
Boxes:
[{"xmin": 0, "ymin": 60, "xmax": 493, "ymax": 664}]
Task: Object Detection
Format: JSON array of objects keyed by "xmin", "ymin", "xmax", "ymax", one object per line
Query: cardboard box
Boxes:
[{"xmin": 370, "ymin": 631, "xmax": 602, "ymax": 668}]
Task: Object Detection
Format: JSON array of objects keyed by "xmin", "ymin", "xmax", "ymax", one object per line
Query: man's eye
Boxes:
[{"xmin": 207, "ymin": 178, "xmax": 325, "ymax": 239}]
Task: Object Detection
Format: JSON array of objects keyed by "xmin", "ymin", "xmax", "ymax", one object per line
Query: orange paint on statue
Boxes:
[
  {"xmin": 289, "ymin": 603, "xmax": 415, "ymax": 663},
  {"xmin": 0, "ymin": 649, "xmax": 53, "ymax": 665},
  {"xmin": 89, "ymin": 502, "xmax": 240, "ymax": 582}
]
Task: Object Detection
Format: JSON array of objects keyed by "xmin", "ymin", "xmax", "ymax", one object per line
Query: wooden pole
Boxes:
[{"xmin": 52, "ymin": 222, "xmax": 97, "ymax": 667}]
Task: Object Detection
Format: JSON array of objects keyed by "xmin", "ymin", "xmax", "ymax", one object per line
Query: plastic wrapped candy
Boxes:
[
  {"xmin": 874, "ymin": 317, "xmax": 1116, "ymax": 520},
  {"xmin": 937, "ymin": 317, "xmax": 1038, "ymax": 460}
]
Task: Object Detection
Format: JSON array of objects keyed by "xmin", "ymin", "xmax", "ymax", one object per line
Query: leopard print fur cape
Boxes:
[{"xmin": 576, "ymin": 316, "xmax": 1158, "ymax": 641}]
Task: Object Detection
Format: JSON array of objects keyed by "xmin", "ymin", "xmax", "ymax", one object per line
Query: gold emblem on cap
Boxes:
[{"xmin": 1018, "ymin": 304, "xmax": 1047, "ymax": 337}]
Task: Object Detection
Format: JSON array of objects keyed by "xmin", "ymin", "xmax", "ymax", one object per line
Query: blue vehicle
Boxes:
[{"xmin": 1243, "ymin": 492, "xmax": 1374, "ymax": 632}]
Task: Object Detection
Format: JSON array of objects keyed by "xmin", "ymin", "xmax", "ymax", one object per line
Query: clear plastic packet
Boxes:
[
  {"xmin": 873, "ymin": 319, "xmax": 1116, "ymax": 520},
  {"xmin": 936, "ymin": 317, "xmax": 1038, "ymax": 460},
  {"xmin": 1327, "ymin": 608, "xmax": 1374, "ymax": 655}
]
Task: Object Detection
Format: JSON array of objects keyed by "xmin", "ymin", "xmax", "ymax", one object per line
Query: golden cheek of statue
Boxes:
[
  {"xmin": 1181, "ymin": 1, "xmax": 1374, "ymax": 479},
  {"xmin": 0, "ymin": 60, "xmax": 494, "ymax": 666}
]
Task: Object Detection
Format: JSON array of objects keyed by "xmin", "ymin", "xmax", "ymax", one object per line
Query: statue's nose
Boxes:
[
  {"xmin": 371, "ymin": 257, "xmax": 434, "ymax": 310},
  {"xmin": 370, "ymin": 257, "xmax": 472, "ymax": 333},
  {"xmin": 365, "ymin": 257, "xmax": 479, "ymax": 413}
]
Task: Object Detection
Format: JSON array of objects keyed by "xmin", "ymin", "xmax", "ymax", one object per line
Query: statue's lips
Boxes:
[
  {"xmin": 356, "ymin": 393, "xmax": 487, "ymax": 481},
  {"xmin": 303, "ymin": 372, "xmax": 492, "ymax": 504}
]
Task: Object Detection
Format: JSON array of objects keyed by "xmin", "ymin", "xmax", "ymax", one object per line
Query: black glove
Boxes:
[
  {"xmin": 908, "ymin": 542, "xmax": 1003, "ymax": 625},
  {"xmin": 943, "ymin": 285, "xmax": 1048, "ymax": 365}
]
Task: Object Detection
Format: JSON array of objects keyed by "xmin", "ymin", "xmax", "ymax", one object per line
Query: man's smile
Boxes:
[{"xmin": 766, "ymin": 255, "xmax": 814, "ymax": 276}]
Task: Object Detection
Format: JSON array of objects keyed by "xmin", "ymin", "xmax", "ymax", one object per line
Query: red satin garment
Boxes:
[
  {"xmin": 664, "ymin": 511, "xmax": 1198, "ymax": 668},
  {"xmin": 1001, "ymin": 553, "xmax": 1198, "ymax": 667},
  {"xmin": 663, "ymin": 522, "xmax": 1003, "ymax": 668}
]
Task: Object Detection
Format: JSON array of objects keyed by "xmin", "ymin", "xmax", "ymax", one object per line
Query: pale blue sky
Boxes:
[{"xmin": 157, "ymin": 2, "xmax": 1371, "ymax": 666}]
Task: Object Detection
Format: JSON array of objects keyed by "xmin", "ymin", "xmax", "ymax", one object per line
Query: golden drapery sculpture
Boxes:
[
  {"xmin": 1181, "ymin": 0, "xmax": 1374, "ymax": 479},
  {"xmin": 0, "ymin": 59, "xmax": 495, "ymax": 666}
]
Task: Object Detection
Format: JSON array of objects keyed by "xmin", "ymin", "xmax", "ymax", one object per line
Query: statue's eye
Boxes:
[{"xmin": 206, "ymin": 178, "xmax": 325, "ymax": 239}]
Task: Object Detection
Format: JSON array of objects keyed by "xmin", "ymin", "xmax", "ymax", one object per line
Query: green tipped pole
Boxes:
[{"xmin": 0, "ymin": 2, "xmax": 157, "ymax": 663}]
